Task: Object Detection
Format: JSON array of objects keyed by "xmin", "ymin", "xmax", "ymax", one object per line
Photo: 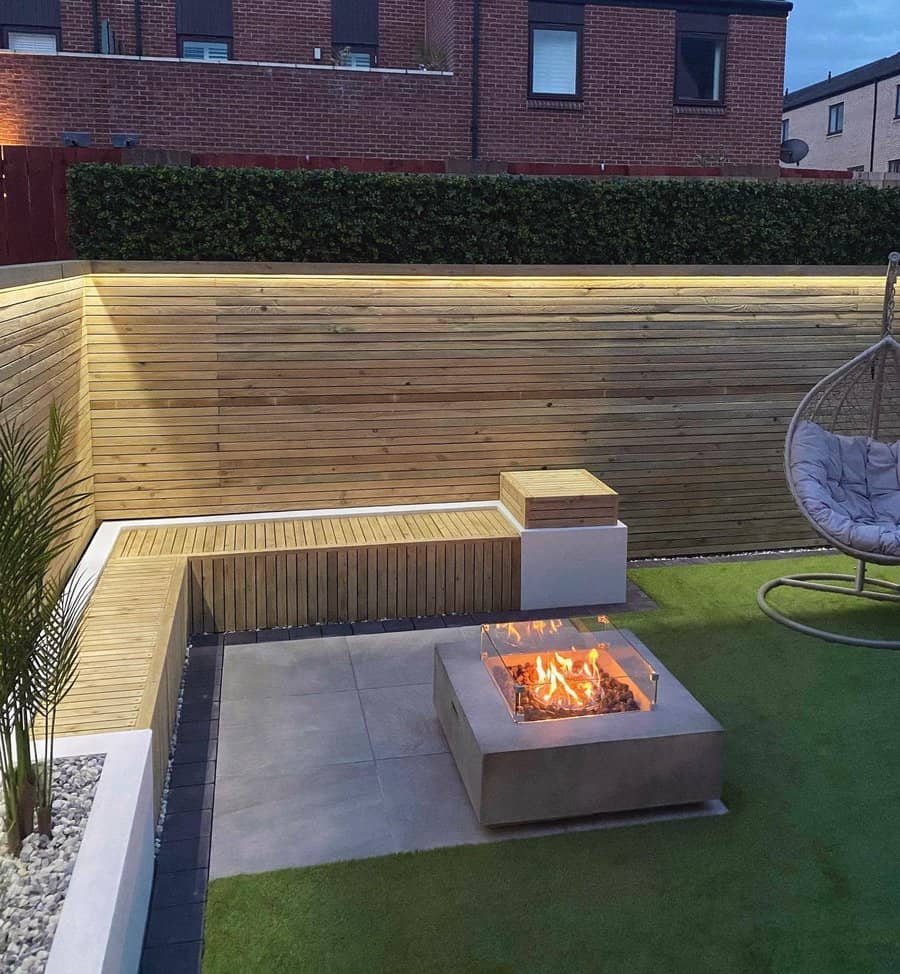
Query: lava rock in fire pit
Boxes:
[{"xmin": 512, "ymin": 658, "xmax": 639, "ymax": 722}]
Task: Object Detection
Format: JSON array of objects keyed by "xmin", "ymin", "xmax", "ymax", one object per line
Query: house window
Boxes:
[
  {"xmin": 332, "ymin": 0, "xmax": 378, "ymax": 65},
  {"xmin": 888, "ymin": 159, "xmax": 900, "ymax": 173},
  {"xmin": 528, "ymin": 2, "xmax": 584, "ymax": 99},
  {"xmin": 848, "ymin": 165, "xmax": 864, "ymax": 173},
  {"xmin": 895, "ymin": 85, "xmax": 900, "ymax": 118},
  {"xmin": 177, "ymin": 0, "xmax": 233, "ymax": 57},
  {"xmin": 181, "ymin": 37, "xmax": 230, "ymax": 60},
  {"xmin": 827, "ymin": 102, "xmax": 844, "ymax": 135},
  {"xmin": 781, "ymin": 118, "xmax": 789, "ymax": 143},
  {"xmin": 675, "ymin": 13, "xmax": 727, "ymax": 105},
  {"xmin": 4, "ymin": 30, "xmax": 58, "ymax": 53},
  {"xmin": 334, "ymin": 46, "xmax": 375, "ymax": 68}
]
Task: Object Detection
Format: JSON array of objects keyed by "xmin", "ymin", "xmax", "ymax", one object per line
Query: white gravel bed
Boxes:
[{"xmin": 0, "ymin": 754, "xmax": 105, "ymax": 973}]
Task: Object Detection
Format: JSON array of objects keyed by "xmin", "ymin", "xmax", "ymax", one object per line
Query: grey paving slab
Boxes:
[
  {"xmin": 210, "ymin": 622, "xmax": 725, "ymax": 877},
  {"xmin": 221, "ymin": 637, "xmax": 354, "ymax": 701},
  {"xmin": 210, "ymin": 762, "xmax": 395, "ymax": 879},
  {"xmin": 217, "ymin": 689, "xmax": 373, "ymax": 781},
  {"xmin": 348, "ymin": 626, "xmax": 479, "ymax": 690},
  {"xmin": 375, "ymin": 752, "xmax": 565, "ymax": 852},
  {"xmin": 376, "ymin": 752, "xmax": 726, "ymax": 856},
  {"xmin": 359, "ymin": 683, "xmax": 448, "ymax": 760}
]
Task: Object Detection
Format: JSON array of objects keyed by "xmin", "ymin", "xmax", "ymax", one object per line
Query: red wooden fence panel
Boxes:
[{"xmin": 0, "ymin": 146, "xmax": 122, "ymax": 266}]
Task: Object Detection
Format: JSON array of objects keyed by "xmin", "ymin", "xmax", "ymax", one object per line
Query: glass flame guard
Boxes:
[{"xmin": 481, "ymin": 617, "xmax": 658, "ymax": 723}]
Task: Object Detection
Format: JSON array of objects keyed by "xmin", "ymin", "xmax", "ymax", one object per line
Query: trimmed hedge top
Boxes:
[{"xmin": 68, "ymin": 164, "xmax": 900, "ymax": 264}]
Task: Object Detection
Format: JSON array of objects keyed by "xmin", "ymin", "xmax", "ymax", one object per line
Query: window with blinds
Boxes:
[
  {"xmin": 528, "ymin": 2, "xmax": 583, "ymax": 99},
  {"xmin": 7, "ymin": 30, "xmax": 57, "ymax": 53},
  {"xmin": 181, "ymin": 38, "xmax": 229, "ymax": 60}
]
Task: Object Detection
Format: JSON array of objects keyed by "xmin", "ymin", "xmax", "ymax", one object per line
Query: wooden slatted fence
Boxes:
[
  {"xmin": 0, "ymin": 263, "xmax": 95, "ymax": 574},
  {"xmin": 83, "ymin": 265, "xmax": 886, "ymax": 557}
]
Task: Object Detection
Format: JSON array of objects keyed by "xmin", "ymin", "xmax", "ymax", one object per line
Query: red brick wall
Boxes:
[
  {"xmin": 232, "ymin": 0, "xmax": 427, "ymax": 69},
  {"xmin": 96, "ymin": 0, "xmax": 137, "ymax": 53},
  {"xmin": 0, "ymin": 53, "xmax": 469, "ymax": 158},
  {"xmin": 58, "ymin": 0, "xmax": 174, "ymax": 55},
  {"xmin": 477, "ymin": 5, "xmax": 785, "ymax": 167},
  {"xmin": 5, "ymin": 2, "xmax": 786, "ymax": 168},
  {"xmin": 60, "ymin": 0, "xmax": 95, "ymax": 52},
  {"xmin": 141, "ymin": 0, "xmax": 177, "ymax": 57},
  {"xmin": 425, "ymin": 0, "xmax": 455, "ymax": 69},
  {"xmin": 379, "ymin": 0, "xmax": 426, "ymax": 68},
  {"xmin": 232, "ymin": 0, "xmax": 329, "ymax": 64}
]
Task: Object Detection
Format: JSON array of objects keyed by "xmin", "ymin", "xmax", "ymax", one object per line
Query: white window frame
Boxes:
[
  {"xmin": 6, "ymin": 30, "xmax": 58, "ymax": 53},
  {"xmin": 181, "ymin": 38, "xmax": 230, "ymax": 61},
  {"xmin": 529, "ymin": 24, "xmax": 581, "ymax": 99},
  {"xmin": 827, "ymin": 102, "xmax": 844, "ymax": 136}
]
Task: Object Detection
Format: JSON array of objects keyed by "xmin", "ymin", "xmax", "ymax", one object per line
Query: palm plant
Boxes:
[{"xmin": 0, "ymin": 405, "xmax": 90, "ymax": 855}]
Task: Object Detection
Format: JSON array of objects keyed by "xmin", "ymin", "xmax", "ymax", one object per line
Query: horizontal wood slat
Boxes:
[
  {"xmin": 114, "ymin": 508, "xmax": 517, "ymax": 558},
  {"xmin": 83, "ymin": 271, "xmax": 885, "ymax": 556},
  {"xmin": 53, "ymin": 557, "xmax": 188, "ymax": 807},
  {"xmin": 500, "ymin": 469, "xmax": 618, "ymax": 528},
  {"xmin": 0, "ymin": 274, "xmax": 95, "ymax": 577}
]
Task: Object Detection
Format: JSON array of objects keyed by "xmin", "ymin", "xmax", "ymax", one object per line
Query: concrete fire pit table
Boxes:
[{"xmin": 434, "ymin": 626, "xmax": 723, "ymax": 827}]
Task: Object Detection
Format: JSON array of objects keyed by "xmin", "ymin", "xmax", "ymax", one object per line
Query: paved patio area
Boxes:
[{"xmin": 210, "ymin": 626, "xmax": 725, "ymax": 879}]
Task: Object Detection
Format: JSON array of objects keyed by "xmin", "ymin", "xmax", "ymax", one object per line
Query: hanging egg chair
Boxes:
[{"xmin": 757, "ymin": 253, "xmax": 900, "ymax": 649}]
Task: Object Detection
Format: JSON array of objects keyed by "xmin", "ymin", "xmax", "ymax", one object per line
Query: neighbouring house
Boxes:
[
  {"xmin": 782, "ymin": 51, "xmax": 900, "ymax": 174},
  {"xmin": 0, "ymin": 0, "xmax": 791, "ymax": 170}
]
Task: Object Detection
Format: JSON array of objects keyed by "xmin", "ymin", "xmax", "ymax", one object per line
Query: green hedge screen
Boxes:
[{"xmin": 68, "ymin": 164, "xmax": 900, "ymax": 264}]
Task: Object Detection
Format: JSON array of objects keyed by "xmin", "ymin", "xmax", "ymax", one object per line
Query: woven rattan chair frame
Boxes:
[{"xmin": 758, "ymin": 254, "xmax": 900, "ymax": 648}]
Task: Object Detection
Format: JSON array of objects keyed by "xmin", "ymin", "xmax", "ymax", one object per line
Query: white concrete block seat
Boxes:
[{"xmin": 758, "ymin": 253, "xmax": 900, "ymax": 648}]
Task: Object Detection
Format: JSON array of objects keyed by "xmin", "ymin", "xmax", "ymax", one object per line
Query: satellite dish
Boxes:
[{"xmin": 780, "ymin": 138, "xmax": 810, "ymax": 166}]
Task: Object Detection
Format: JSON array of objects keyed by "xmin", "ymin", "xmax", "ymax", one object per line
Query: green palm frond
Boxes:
[{"xmin": 0, "ymin": 403, "xmax": 91, "ymax": 849}]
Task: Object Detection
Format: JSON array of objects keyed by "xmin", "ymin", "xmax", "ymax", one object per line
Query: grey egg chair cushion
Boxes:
[{"xmin": 789, "ymin": 419, "xmax": 900, "ymax": 558}]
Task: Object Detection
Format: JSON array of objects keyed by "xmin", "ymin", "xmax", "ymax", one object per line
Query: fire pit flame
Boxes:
[{"xmin": 482, "ymin": 619, "xmax": 654, "ymax": 723}]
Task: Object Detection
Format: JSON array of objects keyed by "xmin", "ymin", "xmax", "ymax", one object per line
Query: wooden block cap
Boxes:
[{"xmin": 500, "ymin": 469, "xmax": 619, "ymax": 529}]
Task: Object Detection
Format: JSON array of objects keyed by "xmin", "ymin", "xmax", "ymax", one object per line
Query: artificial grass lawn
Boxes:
[{"xmin": 204, "ymin": 555, "xmax": 900, "ymax": 974}]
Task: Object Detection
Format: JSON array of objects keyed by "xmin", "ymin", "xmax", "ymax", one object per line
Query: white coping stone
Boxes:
[
  {"xmin": 519, "ymin": 520, "xmax": 628, "ymax": 610},
  {"xmin": 0, "ymin": 49, "xmax": 453, "ymax": 76},
  {"xmin": 44, "ymin": 730, "xmax": 154, "ymax": 974}
]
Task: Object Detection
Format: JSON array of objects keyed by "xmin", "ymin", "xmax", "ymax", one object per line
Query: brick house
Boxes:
[{"xmin": 0, "ymin": 0, "xmax": 791, "ymax": 169}]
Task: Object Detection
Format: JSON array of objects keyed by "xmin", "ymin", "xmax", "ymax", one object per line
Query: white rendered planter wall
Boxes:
[{"xmin": 45, "ymin": 730, "xmax": 155, "ymax": 974}]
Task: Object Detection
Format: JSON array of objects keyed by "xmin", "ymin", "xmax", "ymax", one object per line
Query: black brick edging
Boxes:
[{"xmin": 139, "ymin": 634, "xmax": 223, "ymax": 974}]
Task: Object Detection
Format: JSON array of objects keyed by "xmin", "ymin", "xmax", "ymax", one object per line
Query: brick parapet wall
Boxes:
[{"xmin": 0, "ymin": 53, "xmax": 467, "ymax": 158}]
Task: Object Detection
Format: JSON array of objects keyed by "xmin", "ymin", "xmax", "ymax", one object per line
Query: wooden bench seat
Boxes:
[
  {"xmin": 56, "ymin": 504, "xmax": 521, "ymax": 802},
  {"xmin": 113, "ymin": 507, "xmax": 521, "ymax": 634},
  {"xmin": 54, "ymin": 556, "xmax": 189, "ymax": 804}
]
